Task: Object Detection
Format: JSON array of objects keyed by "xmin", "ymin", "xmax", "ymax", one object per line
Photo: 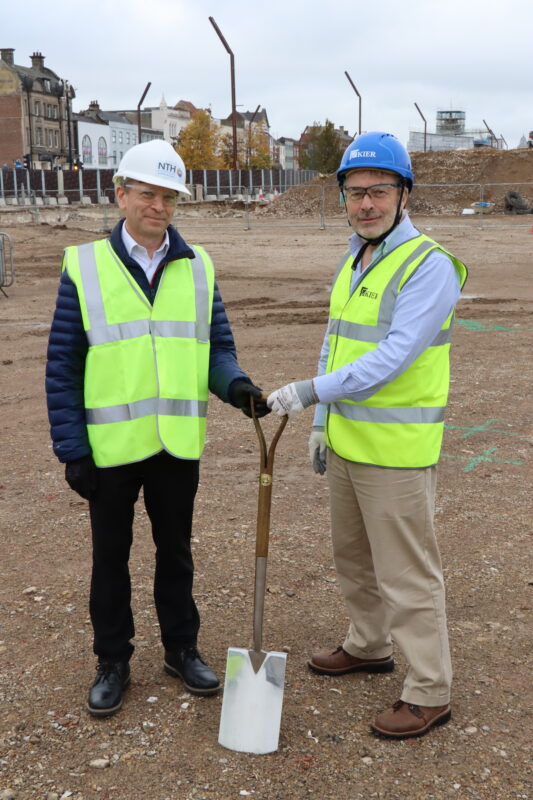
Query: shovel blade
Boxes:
[{"xmin": 218, "ymin": 647, "xmax": 287, "ymax": 754}]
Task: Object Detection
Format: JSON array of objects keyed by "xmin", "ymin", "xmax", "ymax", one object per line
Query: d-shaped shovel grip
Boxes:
[{"xmin": 251, "ymin": 397, "xmax": 287, "ymax": 559}]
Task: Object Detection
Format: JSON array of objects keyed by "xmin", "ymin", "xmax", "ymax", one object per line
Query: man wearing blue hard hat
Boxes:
[{"xmin": 267, "ymin": 132, "xmax": 467, "ymax": 739}]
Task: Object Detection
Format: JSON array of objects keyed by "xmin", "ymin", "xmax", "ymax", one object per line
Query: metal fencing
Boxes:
[
  {"xmin": 173, "ymin": 181, "xmax": 533, "ymax": 232},
  {"xmin": 1, "ymin": 169, "xmax": 532, "ymax": 233},
  {"xmin": 0, "ymin": 166, "xmax": 317, "ymax": 207},
  {"xmin": 0, "ymin": 231, "xmax": 15, "ymax": 295}
]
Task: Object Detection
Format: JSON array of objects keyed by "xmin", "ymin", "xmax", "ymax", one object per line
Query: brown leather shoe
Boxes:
[
  {"xmin": 371, "ymin": 700, "xmax": 451, "ymax": 739},
  {"xmin": 308, "ymin": 646, "xmax": 394, "ymax": 676}
]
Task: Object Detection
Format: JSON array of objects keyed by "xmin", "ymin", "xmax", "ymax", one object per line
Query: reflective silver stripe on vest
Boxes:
[
  {"xmin": 331, "ymin": 249, "xmax": 352, "ymax": 285},
  {"xmin": 377, "ymin": 240, "xmax": 435, "ymax": 325},
  {"xmin": 329, "ymin": 240, "xmax": 439, "ymax": 345},
  {"xmin": 189, "ymin": 246, "xmax": 210, "ymax": 343},
  {"xmin": 77, "ymin": 242, "xmax": 108, "ymax": 332},
  {"xmin": 431, "ymin": 327, "xmax": 453, "ymax": 346},
  {"xmin": 330, "ymin": 402, "xmax": 445, "ymax": 424},
  {"xmin": 88, "ymin": 319, "xmax": 150, "ymax": 345},
  {"xmin": 77, "ymin": 241, "xmax": 211, "ymax": 345},
  {"xmin": 86, "ymin": 397, "xmax": 208, "ymax": 425},
  {"xmin": 328, "ymin": 318, "xmax": 388, "ymax": 343}
]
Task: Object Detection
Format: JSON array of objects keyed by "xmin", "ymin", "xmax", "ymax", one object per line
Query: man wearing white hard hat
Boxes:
[{"xmin": 46, "ymin": 139, "xmax": 269, "ymax": 717}]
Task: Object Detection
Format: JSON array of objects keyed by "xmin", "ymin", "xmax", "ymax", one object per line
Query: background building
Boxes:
[
  {"xmin": 111, "ymin": 97, "xmax": 196, "ymax": 146},
  {"xmin": 408, "ymin": 110, "xmax": 505, "ymax": 151},
  {"xmin": 74, "ymin": 100, "xmax": 163, "ymax": 169},
  {"xmin": 0, "ymin": 48, "xmax": 76, "ymax": 168}
]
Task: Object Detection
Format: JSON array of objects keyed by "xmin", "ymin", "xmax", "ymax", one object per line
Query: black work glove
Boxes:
[
  {"xmin": 65, "ymin": 455, "xmax": 99, "ymax": 500},
  {"xmin": 228, "ymin": 379, "xmax": 271, "ymax": 418}
]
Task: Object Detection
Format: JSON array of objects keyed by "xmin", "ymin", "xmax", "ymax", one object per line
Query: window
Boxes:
[
  {"xmin": 34, "ymin": 101, "xmax": 41, "ymax": 116},
  {"xmin": 48, "ymin": 129, "xmax": 53, "ymax": 147},
  {"xmin": 36, "ymin": 128, "xmax": 43, "ymax": 145},
  {"xmin": 98, "ymin": 137, "xmax": 107, "ymax": 166},
  {"xmin": 43, "ymin": 79, "xmax": 51, "ymax": 92},
  {"xmin": 118, "ymin": 131, "xmax": 123, "ymax": 144},
  {"xmin": 112, "ymin": 130, "xmax": 116, "ymax": 143},
  {"xmin": 54, "ymin": 130, "xmax": 59, "ymax": 148},
  {"xmin": 82, "ymin": 135, "xmax": 93, "ymax": 164},
  {"xmin": 113, "ymin": 150, "xmax": 117, "ymax": 165},
  {"xmin": 126, "ymin": 132, "xmax": 130, "ymax": 145},
  {"xmin": 53, "ymin": 105, "xmax": 58, "ymax": 119}
]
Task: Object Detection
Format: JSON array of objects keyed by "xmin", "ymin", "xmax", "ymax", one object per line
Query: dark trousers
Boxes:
[{"xmin": 88, "ymin": 451, "xmax": 200, "ymax": 662}]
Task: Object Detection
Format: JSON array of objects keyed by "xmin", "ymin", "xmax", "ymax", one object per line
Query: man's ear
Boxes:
[{"xmin": 116, "ymin": 185, "xmax": 126, "ymax": 210}]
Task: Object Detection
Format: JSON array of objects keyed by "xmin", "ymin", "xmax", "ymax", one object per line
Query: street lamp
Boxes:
[
  {"xmin": 483, "ymin": 119, "xmax": 497, "ymax": 149},
  {"xmin": 137, "ymin": 82, "xmax": 151, "ymax": 144},
  {"xmin": 344, "ymin": 71, "xmax": 361, "ymax": 135},
  {"xmin": 247, "ymin": 104, "xmax": 260, "ymax": 168},
  {"xmin": 414, "ymin": 103, "xmax": 427, "ymax": 152},
  {"xmin": 209, "ymin": 16, "xmax": 238, "ymax": 168}
]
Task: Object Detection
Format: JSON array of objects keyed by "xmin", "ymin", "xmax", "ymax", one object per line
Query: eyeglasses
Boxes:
[
  {"xmin": 343, "ymin": 183, "xmax": 401, "ymax": 202},
  {"xmin": 124, "ymin": 183, "xmax": 178, "ymax": 207}
]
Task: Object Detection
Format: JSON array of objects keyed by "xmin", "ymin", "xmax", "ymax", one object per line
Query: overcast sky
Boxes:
[{"xmin": 3, "ymin": 0, "xmax": 532, "ymax": 149}]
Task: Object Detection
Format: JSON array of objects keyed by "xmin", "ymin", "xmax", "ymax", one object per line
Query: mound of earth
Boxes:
[{"xmin": 258, "ymin": 148, "xmax": 533, "ymax": 217}]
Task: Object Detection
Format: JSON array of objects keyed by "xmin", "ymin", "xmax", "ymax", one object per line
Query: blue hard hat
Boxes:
[{"xmin": 337, "ymin": 132, "xmax": 414, "ymax": 190}]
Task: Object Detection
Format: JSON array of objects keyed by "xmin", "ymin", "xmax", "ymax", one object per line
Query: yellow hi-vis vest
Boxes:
[
  {"xmin": 325, "ymin": 235, "xmax": 468, "ymax": 469},
  {"xmin": 63, "ymin": 238, "xmax": 214, "ymax": 467}
]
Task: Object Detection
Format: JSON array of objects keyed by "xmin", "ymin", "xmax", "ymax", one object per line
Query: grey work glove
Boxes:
[
  {"xmin": 267, "ymin": 380, "xmax": 318, "ymax": 418},
  {"xmin": 308, "ymin": 427, "xmax": 327, "ymax": 475},
  {"xmin": 65, "ymin": 454, "xmax": 98, "ymax": 500},
  {"xmin": 228, "ymin": 379, "xmax": 271, "ymax": 418}
]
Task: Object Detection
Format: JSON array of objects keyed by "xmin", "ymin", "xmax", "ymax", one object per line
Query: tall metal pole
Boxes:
[
  {"xmin": 137, "ymin": 82, "xmax": 151, "ymax": 144},
  {"xmin": 65, "ymin": 82, "xmax": 73, "ymax": 168},
  {"xmin": 344, "ymin": 71, "xmax": 361, "ymax": 135},
  {"xmin": 414, "ymin": 102, "xmax": 427, "ymax": 152},
  {"xmin": 483, "ymin": 119, "xmax": 497, "ymax": 149},
  {"xmin": 248, "ymin": 104, "xmax": 260, "ymax": 168},
  {"xmin": 209, "ymin": 16, "xmax": 238, "ymax": 168}
]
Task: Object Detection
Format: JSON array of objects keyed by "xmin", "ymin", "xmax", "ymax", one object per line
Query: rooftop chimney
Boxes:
[
  {"xmin": 88, "ymin": 100, "xmax": 101, "ymax": 113},
  {"xmin": 30, "ymin": 51, "xmax": 45, "ymax": 70},
  {"xmin": 1, "ymin": 48, "xmax": 15, "ymax": 66}
]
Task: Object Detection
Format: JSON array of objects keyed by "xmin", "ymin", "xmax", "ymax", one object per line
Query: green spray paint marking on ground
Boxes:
[
  {"xmin": 442, "ymin": 447, "xmax": 523, "ymax": 472},
  {"xmin": 457, "ymin": 319, "xmax": 516, "ymax": 332},
  {"xmin": 445, "ymin": 418, "xmax": 525, "ymax": 439}
]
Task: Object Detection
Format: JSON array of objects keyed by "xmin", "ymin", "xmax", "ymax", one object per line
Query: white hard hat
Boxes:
[{"xmin": 113, "ymin": 139, "xmax": 191, "ymax": 195}]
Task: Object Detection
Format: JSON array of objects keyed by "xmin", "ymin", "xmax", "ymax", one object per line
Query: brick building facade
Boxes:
[{"xmin": 0, "ymin": 48, "xmax": 76, "ymax": 169}]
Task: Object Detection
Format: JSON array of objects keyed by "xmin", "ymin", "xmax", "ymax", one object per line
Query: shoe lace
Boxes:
[
  {"xmin": 96, "ymin": 662, "xmax": 120, "ymax": 680},
  {"xmin": 181, "ymin": 645, "xmax": 205, "ymax": 664},
  {"xmin": 392, "ymin": 700, "xmax": 423, "ymax": 718}
]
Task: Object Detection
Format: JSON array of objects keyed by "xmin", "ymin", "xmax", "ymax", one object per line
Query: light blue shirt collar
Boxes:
[{"xmin": 348, "ymin": 213, "xmax": 419, "ymax": 267}]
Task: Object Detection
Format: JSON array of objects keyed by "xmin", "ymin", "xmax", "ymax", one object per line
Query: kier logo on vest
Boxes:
[{"xmin": 359, "ymin": 286, "xmax": 378, "ymax": 299}]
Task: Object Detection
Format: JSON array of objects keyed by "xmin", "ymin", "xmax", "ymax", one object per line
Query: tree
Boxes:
[
  {"xmin": 218, "ymin": 131, "xmax": 246, "ymax": 169},
  {"xmin": 247, "ymin": 121, "xmax": 271, "ymax": 169},
  {"xmin": 176, "ymin": 109, "xmax": 222, "ymax": 169},
  {"xmin": 217, "ymin": 120, "xmax": 272, "ymax": 169},
  {"xmin": 299, "ymin": 119, "xmax": 344, "ymax": 173}
]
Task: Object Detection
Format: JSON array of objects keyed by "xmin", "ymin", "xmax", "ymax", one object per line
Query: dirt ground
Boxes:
[{"xmin": 0, "ymin": 207, "xmax": 531, "ymax": 800}]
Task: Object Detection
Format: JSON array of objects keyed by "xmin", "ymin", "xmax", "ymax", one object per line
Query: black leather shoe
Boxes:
[
  {"xmin": 87, "ymin": 661, "xmax": 130, "ymax": 717},
  {"xmin": 164, "ymin": 646, "xmax": 220, "ymax": 696}
]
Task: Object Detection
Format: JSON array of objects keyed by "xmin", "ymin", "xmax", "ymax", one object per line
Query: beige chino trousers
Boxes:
[{"xmin": 327, "ymin": 449, "xmax": 452, "ymax": 706}]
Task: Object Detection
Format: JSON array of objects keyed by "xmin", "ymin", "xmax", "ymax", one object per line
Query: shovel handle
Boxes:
[{"xmin": 251, "ymin": 397, "xmax": 287, "ymax": 558}]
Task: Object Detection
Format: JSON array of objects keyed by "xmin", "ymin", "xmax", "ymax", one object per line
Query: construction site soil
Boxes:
[
  {"xmin": 256, "ymin": 148, "xmax": 533, "ymax": 217},
  {"xmin": 0, "ymin": 153, "xmax": 532, "ymax": 800}
]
